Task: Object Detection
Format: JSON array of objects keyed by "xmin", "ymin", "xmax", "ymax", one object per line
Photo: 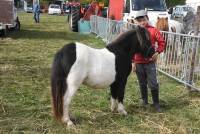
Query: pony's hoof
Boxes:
[
  {"xmin": 62, "ymin": 118, "xmax": 75, "ymax": 127},
  {"xmin": 110, "ymin": 97, "xmax": 117, "ymax": 112},
  {"xmin": 118, "ymin": 109, "xmax": 127, "ymax": 116},
  {"xmin": 111, "ymin": 109, "xmax": 115, "ymax": 113},
  {"xmin": 67, "ymin": 120, "xmax": 75, "ymax": 127},
  {"xmin": 111, "ymin": 106, "xmax": 117, "ymax": 112}
]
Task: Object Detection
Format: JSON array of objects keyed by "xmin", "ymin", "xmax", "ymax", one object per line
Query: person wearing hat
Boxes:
[{"xmin": 132, "ymin": 10, "xmax": 165, "ymax": 112}]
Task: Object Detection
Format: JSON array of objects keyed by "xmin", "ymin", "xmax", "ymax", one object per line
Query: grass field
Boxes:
[{"xmin": 0, "ymin": 13, "xmax": 200, "ymax": 134}]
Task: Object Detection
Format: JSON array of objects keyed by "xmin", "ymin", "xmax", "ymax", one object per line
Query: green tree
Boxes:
[
  {"xmin": 69, "ymin": 0, "xmax": 109, "ymax": 6},
  {"xmin": 40, "ymin": 0, "xmax": 53, "ymax": 4},
  {"xmin": 166, "ymin": 0, "xmax": 186, "ymax": 8},
  {"xmin": 40, "ymin": 0, "xmax": 109, "ymax": 6}
]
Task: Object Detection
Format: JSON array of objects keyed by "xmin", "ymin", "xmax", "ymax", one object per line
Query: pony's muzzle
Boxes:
[{"xmin": 145, "ymin": 46, "xmax": 155, "ymax": 58}]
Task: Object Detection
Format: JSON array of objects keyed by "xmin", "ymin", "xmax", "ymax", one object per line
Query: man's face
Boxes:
[{"xmin": 135, "ymin": 16, "xmax": 148, "ymax": 27}]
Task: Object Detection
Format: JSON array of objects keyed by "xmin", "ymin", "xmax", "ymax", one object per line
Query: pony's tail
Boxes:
[{"xmin": 51, "ymin": 51, "xmax": 67, "ymax": 121}]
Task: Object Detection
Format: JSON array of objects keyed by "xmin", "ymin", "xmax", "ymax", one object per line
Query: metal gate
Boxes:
[{"xmin": 90, "ymin": 15, "xmax": 200, "ymax": 91}]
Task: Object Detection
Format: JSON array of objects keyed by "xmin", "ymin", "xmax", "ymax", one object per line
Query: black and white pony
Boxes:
[{"xmin": 51, "ymin": 26, "xmax": 155, "ymax": 126}]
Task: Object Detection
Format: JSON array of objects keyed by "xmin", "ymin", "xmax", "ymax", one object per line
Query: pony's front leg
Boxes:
[
  {"xmin": 117, "ymin": 79, "xmax": 128, "ymax": 115},
  {"xmin": 117, "ymin": 102, "xmax": 127, "ymax": 115},
  {"xmin": 110, "ymin": 97, "xmax": 117, "ymax": 112},
  {"xmin": 110, "ymin": 80, "xmax": 127, "ymax": 115},
  {"xmin": 62, "ymin": 85, "xmax": 78, "ymax": 127},
  {"xmin": 110, "ymin": 82, "xmax": 118, "ymax": 112}
]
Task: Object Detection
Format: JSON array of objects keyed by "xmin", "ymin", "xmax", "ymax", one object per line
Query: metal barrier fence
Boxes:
[{"xmin": 90, "ymin": 15, "xmax": 200, "ymax": 91}]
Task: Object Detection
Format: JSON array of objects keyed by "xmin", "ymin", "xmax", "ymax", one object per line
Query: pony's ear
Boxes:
[
  {"xmin": 165, "ymin": 17, "xmax": 168, "ymax": 20},
  {"xmin": 131, "ymin": 19, "xmax": 135, "ymax": 24},
  {"xmin": 157, "ymin": 16, "xmax": 160, "ymax": 20},
  {"xmin": 171, "ymin": 27, "xmax": 176, "ymax": 32}
]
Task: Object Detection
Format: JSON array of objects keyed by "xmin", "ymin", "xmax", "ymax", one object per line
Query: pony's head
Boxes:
[
  {"xmin": 156, "ymin": 17, "xmax": 169, "ymax": 31},
  {"xmin": 107, "ymin": 26, "xmax": 155, "ymax": 58},
  {"xmin": 134, "ymin": 26, "xmax": 155, "ymax": 58}
]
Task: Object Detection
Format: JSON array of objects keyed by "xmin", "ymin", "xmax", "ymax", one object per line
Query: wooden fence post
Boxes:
[{"xmin": 187, "ymin": 6, "xmax": 200, "ymax": 90}]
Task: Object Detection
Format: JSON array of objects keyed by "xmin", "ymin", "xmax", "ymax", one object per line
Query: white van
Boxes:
[{"xmin": 123, "ymin": 0, "xmax": 169, "ymax": 27}]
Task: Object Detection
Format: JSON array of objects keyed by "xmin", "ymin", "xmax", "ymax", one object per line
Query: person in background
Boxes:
[
  {"xmin": 132, "ymin": 10, "xmax": 165, "ymax": 112},
  {"xmin": 33, "ymin": 1, "xmax": 40, "ymax": 23}
]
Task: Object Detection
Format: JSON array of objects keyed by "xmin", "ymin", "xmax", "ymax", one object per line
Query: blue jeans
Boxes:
[{"xmin": 34, "ymin": 12, "xmax": 40, "ymax": 23}]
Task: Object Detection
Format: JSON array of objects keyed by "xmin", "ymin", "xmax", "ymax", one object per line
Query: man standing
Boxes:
[
  {"xmin": 132, "ymin": 10, "xmax": 165, "ymax": 112},
  {"xmin": 33, "ymin": 1, "xmax": 40, "ymax": 23}
]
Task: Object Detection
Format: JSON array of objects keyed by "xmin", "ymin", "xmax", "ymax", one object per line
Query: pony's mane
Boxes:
[
  {"xmin": 156, "ymin": 17, "xmax": 169, "ymax": 31},
  {"xmin": 110, "ymin": 29, "xmax": 137, "ymax": 45},
  {"xmin": 106, "ymin": 26, "xmax": 153, "ymax": 58},
  {"xmin": 108, "ymin": 26, "xmax": 150, "ymax": 49}
]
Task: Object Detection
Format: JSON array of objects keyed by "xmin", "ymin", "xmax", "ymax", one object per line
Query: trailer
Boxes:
[{"xmin": 0, "ymin": 0, "xmax": 20, "ymax": 36}]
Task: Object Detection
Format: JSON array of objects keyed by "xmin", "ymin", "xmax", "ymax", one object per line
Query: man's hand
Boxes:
[
  {"xmin": 132, "ymin": 63, "xmax": 136, "ymax": 72},
  {"xmin": 151, "ymin": 52, "xmax": 159, "ymax": 62}
]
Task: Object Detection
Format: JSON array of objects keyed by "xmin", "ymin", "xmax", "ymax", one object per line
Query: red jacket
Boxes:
[{"xmin": 132, "ymin": 24, "xmax": 165, "ymax": 64}]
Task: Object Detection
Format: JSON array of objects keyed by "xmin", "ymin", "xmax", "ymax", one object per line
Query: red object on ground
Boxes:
[{"xmin": 108, "ymin": 0, "xmax": 124, "ymax": 20}]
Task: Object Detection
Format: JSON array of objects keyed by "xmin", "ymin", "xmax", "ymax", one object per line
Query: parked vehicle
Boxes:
[
  {"xmin": 26, "ymin": 4, "xmax": 33, "ymax": 13},
  {"xmin": 0, "ymin": 0, "xmax": 20, "ymax": 36},
  {"xmin": 107, "ymin": 0, "xmax": 170, "ymax": 27},
  {"xmin": 109, "ymin": 0, "xmax": 169, "ymax": 27},
  {"xmin": 24, "ymin": 3, "xmax": 33, "ymax": 13},
  {"xmin": 172, "ymin": 5, "xmax": 195, "ymax": 18},
  {"xmin": 54, "ymin": 0, "xmax": 64, "ymax": 10},
  {"xmin": 24, "ymin": 0, "xmax": 33, "ymax": 13},
  {"xmin": 48, "ymin": 4, "xmax": 61, "ymax": 15}
]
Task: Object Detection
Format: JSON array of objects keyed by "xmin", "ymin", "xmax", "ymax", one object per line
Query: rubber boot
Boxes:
[
  {"xmin": 151, "ymin": 89, "xmax": 161, "ymax": 112},
  {"xmin": 140, "ymin": 88, "xmax": 148, "ymax": 106}
]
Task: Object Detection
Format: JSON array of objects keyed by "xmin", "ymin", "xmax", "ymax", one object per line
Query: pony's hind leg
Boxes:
[
  {"xmin": 62, "ymin": 69, "xmax": 85, "ymax": 127},
  {"xmin": 62, "ymin": 84, "xmax": 78, "ymax": 126}
]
